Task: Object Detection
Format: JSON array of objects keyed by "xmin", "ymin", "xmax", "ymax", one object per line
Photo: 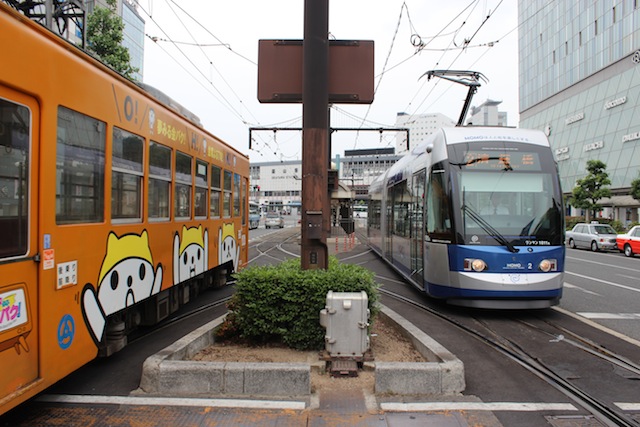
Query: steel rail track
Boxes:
[
  {"xmin": 378, "ymin": 287, "xmax": 638, "ymax": 427},
  {"xmin": 250, "ymin": 230, "xmax": 301, "ymax": 263},
  {"xmin": 516, "ymin": 318, "xmax": 640, "ymax": 378},
  {"xmin": 128, "ymin": 295, "xmax": 233, "ymax": 345}
]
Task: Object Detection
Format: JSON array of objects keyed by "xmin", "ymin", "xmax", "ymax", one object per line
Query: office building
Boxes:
[
  {"xmin": 337, "ymin": 148, "xmax": 402, "ymax": 200},
  {"xmin": 121, "ymin": 0, "xmax": 145, "ymax": 82},
  {"xmin": 518, "ymin": 1, "xmax": 640, "ymax": 223},
  {"xmin": 83, "ymin": 0, "xmax": 144, "ymax": 81},
  {"xmin": 249, "ymin": 148, "xmax": 401, "ymax": 210},
  {"xmin": 394, "ymin": 112, "xmax": 455, "ymax": 155},
  {"xmin": 466, "ymin": 99, "xmax": 508, "ymax": 126}
]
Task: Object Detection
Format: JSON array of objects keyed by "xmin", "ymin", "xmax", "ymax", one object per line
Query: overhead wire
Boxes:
[
  {"xmin": 409, "ymin": 0, "xmax": 556, "ymax": 121},
  {"xmin": 399, "ymin": 0, "xmax": 515, "ymax": 127},
  {"xmin": 136, "ymin": 0, "xmax": 537, "ymax": 160},
  {"xmin": 135, "ymin": 0, "xmax": 289, "ymax": 159},
  {"xmin": 352, "ymin": 0, "xmax": 484, "ymax": 149},
  {"xmin": 351, "ymin": 1, "xmax": 407, "ymax": 148},
  {"xmin": 159, "ymin": 0, "xmax": 306, "ymax": 160},
  {"xmin": 163, "ymin": 0, "xmax": 262, "ymax": 126},
  {"xmin": 154, "ymin": 0, "xmax": 252, "ymax": 125},
  {"xmin": 135, "ymin": 0, "xmax": 248, "ymax": 125},
  {"xmin": 400, "ymin": 1, "xmax": 481, "ymax": 121},
  {"xmin": 166, "ymin": 0, "xmax": 257, "ymax": 66}
]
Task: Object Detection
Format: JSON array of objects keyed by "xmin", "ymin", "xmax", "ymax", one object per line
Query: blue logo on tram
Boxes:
[{"xmin": 57, "ymin": 314, "xmax": 75, "ymax": 350}]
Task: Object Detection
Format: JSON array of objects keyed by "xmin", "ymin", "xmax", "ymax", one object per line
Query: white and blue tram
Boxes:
[{"xmin": 368, "ymin": 127, "xmax": 565, "ymax": 309}]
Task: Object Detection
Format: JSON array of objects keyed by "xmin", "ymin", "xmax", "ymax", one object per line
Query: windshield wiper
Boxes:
[{"xmin": 462, "ymin": 204, "xmax": 520, "ymax": 253}]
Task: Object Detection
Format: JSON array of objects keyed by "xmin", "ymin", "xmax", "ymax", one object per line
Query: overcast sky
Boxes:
[{"xmin": 139, "ymin": 0, "xmax": 519, "ymax": 162}]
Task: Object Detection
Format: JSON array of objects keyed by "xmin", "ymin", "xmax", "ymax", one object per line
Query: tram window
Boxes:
[
  {"xmin": 426, "ymin": 169, "xmax": 452, "ymax": 239},
  {"xmin": 56, "ymin": 106, "xmax": 105, "ymax": 224},
  {"xmin": 174, "ymin": 151, "xmax": 192, "ymax": 219},
  {"xmin": 210, "ymin": 165, "xmax": 221, "ymax": 218},
  {"xmin": 148, "ymin": 141, "xmax": 171, "ymax": 220},
  {"xmin": 233, "ymin": 173, "xmax": 241, "ymax": 217},
  {"xmin": 223, "ymin": 170, "xmax": 232, "ymax": 217},
  {"xmin": 391, "ymin": 182, "xmax": 411, "ymax": 238},
  {"xmin": 195, "ymin": 160, "xmax": 208, "ymax": 218},
  {"xmin": 0, "ymin": 99, "xmax": 29, "ymax": 258},
  {"xmin": 111, "ymin": 127, "xmax": 143, "ymax": 221},
  {"xmin": 241, "ymin": 177, "xmax": 247, "ymax": 226}
]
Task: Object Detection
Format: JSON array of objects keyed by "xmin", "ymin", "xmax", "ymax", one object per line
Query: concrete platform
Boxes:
[{"xmin": 138, "ymin": 305, "xmax": 465, "ymax": 399}]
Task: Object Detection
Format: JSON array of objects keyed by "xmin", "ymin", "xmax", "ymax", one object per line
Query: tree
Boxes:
[
  {"xmin": 569, "ymin": 159, "xmax": 611, "ymax": 222},
  {"xmin": 86, "ymin": 0, "xmax": 137, "ymax": 79},
  {"xmin": 630, "ymin": 175, "xmax": 640, "ymax": 202}
]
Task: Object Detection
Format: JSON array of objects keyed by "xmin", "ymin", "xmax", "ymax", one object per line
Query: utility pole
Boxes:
[
  {"xmin": 256, "ymin": 0, "xmax": 373, "ymax": 270},
  {"xmin": 300, "ymin": 0, "xmax": 329, "ymax": 269}
]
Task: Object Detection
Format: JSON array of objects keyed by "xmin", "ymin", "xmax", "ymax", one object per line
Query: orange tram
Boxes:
[{"xmin": 0, "ymin": 3, "xmax": 250, "ymax": 415}]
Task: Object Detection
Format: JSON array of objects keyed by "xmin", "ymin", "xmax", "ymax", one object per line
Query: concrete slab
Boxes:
[{"xmin": 138, "ymin": 304, "xmax": 464, "ymax": 399}]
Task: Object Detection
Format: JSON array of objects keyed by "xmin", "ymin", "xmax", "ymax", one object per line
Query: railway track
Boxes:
[
  {"xmin": 250, "ymin": 229, "xmax": 302, "ymax": 263},
  {"xmin": 378, "ymin": 287, "xmax": 640, "ymax": 427},
  {"xmin": 128, "ymin": 295, "xmax": 233, "ymax": 345},
  {"xmin": 246, "ymin": 228, "xmax": 640, "ymax": 425}
]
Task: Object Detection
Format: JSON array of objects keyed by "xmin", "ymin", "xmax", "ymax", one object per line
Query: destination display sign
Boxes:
[{"xmin": 462, "ymin": 150, "xmax": 541, "ymax": 171}]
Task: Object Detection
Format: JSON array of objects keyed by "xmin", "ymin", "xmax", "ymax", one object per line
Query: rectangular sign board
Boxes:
[{"xmin": 258, "ymin": 39, "xmax": 374, "ymax": 104}]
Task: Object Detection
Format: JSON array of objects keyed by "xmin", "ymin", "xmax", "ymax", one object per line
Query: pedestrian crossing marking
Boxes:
[{"xmin": 577, "ymin": 312, "xmax": 640, "ymax": 320}]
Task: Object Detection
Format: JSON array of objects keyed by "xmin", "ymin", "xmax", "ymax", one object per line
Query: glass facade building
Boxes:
[
  {"xmin": 519, "ymin": 0, "xmax": 640, "ymax": 222},
  {"xmin": 121, "ymin": 1, "xmax": 145, "ymax": 82},
  {"xmin": 85, "ymin": 1, "xmax": 144, "ymax": 82}
]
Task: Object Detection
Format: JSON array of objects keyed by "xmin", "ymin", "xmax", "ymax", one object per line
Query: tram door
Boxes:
[
  {"xmin": 0, "ymin": 89, "xmax": 40, "ymax": 408},
  {"xmin": 410, "ymin": 171, "xmax": 425, "ymax": 285},
  {"xmin": 384, "ymin": 186, "xmax": 393, "ymax": 260}
]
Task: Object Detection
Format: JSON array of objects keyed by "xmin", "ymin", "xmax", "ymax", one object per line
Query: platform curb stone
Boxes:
[{"xmin": 138, "ymin": 305, "xmax": 464, "ymax": 397}]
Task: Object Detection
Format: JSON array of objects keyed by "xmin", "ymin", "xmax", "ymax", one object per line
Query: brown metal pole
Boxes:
[{"xmin": 301, "ymin": 0, "xmax": 329, "ymax": 270}]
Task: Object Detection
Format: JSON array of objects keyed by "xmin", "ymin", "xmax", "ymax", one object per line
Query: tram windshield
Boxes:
[{"xmin": 449, "ymin": 142, "xmax": 564, "ymax": 247}]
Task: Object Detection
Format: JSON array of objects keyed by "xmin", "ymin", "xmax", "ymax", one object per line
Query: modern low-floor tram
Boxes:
[{"xmin": 368, "ymin": 126, "xmax": 565, "ymax": 309}]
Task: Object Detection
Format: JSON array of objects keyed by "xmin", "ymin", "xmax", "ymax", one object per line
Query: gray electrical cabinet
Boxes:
[{"xmin": 319, "ymin": 290, "xmax": 370, "ymax": 358}]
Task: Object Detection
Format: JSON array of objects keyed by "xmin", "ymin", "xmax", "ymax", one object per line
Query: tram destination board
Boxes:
[{"xmin": 463, "ymin": 150, "xmax": 541, "ymax": 171}]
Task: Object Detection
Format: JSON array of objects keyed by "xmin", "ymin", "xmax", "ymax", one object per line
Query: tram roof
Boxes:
[
  {"xmin": 438, "ymin": 126, "xmax": 549, "ymax": 147},
  {"xmin": 377, "ymin": 126, "xmax": 551, "ymax": 188}
]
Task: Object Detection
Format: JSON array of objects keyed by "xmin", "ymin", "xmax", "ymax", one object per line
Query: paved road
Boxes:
[
  {"xmin": 3, "ymin": 230, "xmax": 640, "ymax": 427},
  {"xmin": 561, "ymin": 246, "xmax": 640, "ymax": 343}
]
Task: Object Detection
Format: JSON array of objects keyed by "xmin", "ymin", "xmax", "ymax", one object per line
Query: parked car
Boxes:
[
  {"xmin": 265, "ymin": 212, "xmax": 285, "ymax": 229},
  {"xmin": 249, "ymin": 212, "xmax": 260, "ymax": 230},
  {"xmin": 566, "ymin": 223, "xmax": 618, "ymax": 251},
  {"xmin": 616, "ymin": 225, "xmax": 640, "ymax": 257}
]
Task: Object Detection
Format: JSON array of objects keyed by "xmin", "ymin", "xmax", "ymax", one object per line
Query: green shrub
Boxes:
[
  {"xmin": 220, "ymin": 256, "xmax": 379, "ymax": 351},
  {"xmin": 610, "ymin": 220, "xmax": 625, "ymax": 233},
  {"xmin": 565, "ymin": 216, "xmax": 585, "ymax": 230},
  {"xmin": 626, "ymin": 221, "xmax": 640, "ymax": 231}
]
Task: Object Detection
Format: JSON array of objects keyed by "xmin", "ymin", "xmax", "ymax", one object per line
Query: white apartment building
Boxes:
[
  {"xmin": 394, "ymin": 112, "xmax": 455, "ymax": 155},
  {"xmin": 466, "ymin": 99, "xmax": 508, "ymax": 126},
  {"xmin": 249, "ymin": 148, "xmax": 402, "ymax": 211}
]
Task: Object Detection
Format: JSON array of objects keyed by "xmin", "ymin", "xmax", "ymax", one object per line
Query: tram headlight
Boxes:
[
  {"xmin": 464, "ymin": 258, "xmax": 487, "ymax": 272},
  {"xmin": 538, "ymin": 259, "xmax": 557, "ymax": 272}
]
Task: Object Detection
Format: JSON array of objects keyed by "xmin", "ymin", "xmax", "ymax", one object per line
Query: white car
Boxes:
[
  {"xmin": 265, "ymin": 212, "xmax": 285, "ymax": 229},
  {"xmin": 566, "ymin": 223, "xmax": 618, "ymax": 251}
]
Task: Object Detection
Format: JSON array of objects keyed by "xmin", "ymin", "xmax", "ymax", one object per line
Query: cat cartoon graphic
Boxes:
[
  {"xmin": 219, "ymin": 223, "xmax": 240, "ymax": 273},
  {"xmin": 81, "ymin": 231, "xmax": 163, "ymax": 344},
  {"xmin": 173, "ymin": 225, "xmax": 208, "ymax": 284}
]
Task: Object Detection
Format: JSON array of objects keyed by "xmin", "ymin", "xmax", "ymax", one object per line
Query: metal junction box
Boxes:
[{"xmin": 319, "ymin": 291, "xmax": 370, "ymax": 358}]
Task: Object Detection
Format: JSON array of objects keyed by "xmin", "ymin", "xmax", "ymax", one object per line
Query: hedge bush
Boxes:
[{"xmin": 218, "ymin": 256, "xmax": 379, "ymax": 351}]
